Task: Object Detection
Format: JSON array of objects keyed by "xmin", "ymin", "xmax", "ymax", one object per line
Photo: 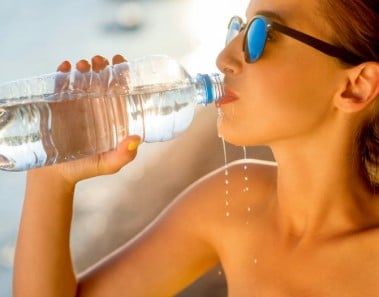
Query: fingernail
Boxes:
[
  {"xmin": 112, "ymin": 54, "xmax": 127, "ymax": 64},
  {"xmin": 92, "ymin": 55, "xmax": 108, "ymax": 72},
  {"xmin": 127, "ymin": 139, "xmax": 141, "ymax": 151},
  {"xmin": 76, "ymin": 60, "xmax": 91, "ymax": 73},
  {"xmin": 57, "ymin": 60, "xmax": 71, "ymax": 72}
]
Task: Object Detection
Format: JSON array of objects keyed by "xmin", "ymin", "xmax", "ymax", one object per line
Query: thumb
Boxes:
[{"xmin": 97, "ymin": 135, "xmax": 141, "ymax": 174}]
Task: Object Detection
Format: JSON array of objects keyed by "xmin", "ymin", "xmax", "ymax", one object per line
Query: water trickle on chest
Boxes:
[
  {"xmin": 221, "ymin": 137, "xmax": 230, "ymax": 217},
  {"xmin": 242, "ymin": 146, "xmax": 250, "ymax": 193},
  {"xmin": 221, "ymin": 137, "xmax": 252, "ymax": 218}
]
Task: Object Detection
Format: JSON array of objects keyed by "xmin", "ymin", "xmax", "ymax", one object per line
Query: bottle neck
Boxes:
[{"xmin": 194, "ymin": 73, "xmax": 224, "ymax": 105}]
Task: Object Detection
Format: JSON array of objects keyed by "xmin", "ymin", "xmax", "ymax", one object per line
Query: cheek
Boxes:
[{"xmin": 218, "ymin": 61, "xmax": 338, "ymax": 145}]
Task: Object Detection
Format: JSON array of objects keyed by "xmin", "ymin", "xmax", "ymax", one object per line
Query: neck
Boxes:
[{"xmin": 270, "ymin": 133, "xmax": 378, "ymax": 242}]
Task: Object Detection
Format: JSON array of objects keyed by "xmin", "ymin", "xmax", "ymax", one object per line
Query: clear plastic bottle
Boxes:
[{"xmin": 0, "ymin": 55, "xmax": 223, "ymax": 171}]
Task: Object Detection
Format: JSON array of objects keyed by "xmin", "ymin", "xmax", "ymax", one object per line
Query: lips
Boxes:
[{"xmin": 215, "ymin": 87, "xmax": 239, "ymax": 107}]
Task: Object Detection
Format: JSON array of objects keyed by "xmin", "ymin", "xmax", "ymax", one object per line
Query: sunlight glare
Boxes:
[{"xmin": 182, "ymin": 0, "xmax": 248, "ymax": 73}]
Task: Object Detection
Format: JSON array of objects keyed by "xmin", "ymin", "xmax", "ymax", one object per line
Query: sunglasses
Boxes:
[{"xmin": 226, "ymin": 15, "xmax": 363, "ymax": 65}]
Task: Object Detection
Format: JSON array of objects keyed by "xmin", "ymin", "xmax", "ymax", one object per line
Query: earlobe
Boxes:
[{"xmin": 337, "ymin": 62, "xmax": 379, "ymax": 113}]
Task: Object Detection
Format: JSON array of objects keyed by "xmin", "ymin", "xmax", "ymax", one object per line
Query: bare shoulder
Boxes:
[
  {"xmin": 162, "ymin": 158, "xmax": 278, "ymax": 239},
  {"xmin": 193, "ymin": 157, "xmax": 277, "ymax": 203},
  {"xmin": 173, "ymin": 158, "xmax": 277, "ymax": 207}
]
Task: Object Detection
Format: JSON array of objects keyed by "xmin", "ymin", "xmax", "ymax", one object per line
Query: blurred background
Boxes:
[{"xmin": 0, "ymin": 0, "xmax": 273, "ymax": 295}]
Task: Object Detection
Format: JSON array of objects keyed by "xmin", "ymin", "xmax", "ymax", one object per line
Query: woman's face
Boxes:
[{"xmin": 216, "ymin": 0, "xmax": 345, "ymax": 147}]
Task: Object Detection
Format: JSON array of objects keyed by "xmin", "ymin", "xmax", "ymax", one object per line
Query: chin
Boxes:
[
  {"xmin": 217, "ymin": 115, "xmax": 267, "ymax": 146},
  {"xmin": 217, "ymin": 124, "xmax": 268, "ymax": 148},
  {"xmin": 217, "ymin": 112, "xmax": 248, "ymax": 145},
  {"xmin": 217, "ymin": 127, "xmax": 245, "ymax": 146}
]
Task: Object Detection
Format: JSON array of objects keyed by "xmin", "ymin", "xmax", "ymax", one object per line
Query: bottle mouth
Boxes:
[
  {"xmin": 196, "ymin": 73, "xmax": 224, "ymax": 105},
  {"xmin": 211, "ymin": 73, "xmax": 224, "ymax": 102}
]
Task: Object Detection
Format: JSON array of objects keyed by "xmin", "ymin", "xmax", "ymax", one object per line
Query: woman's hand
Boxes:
[
  {"xmin": 32, "ymin": 54, "xmax": 140, "ymax": 185},
  {"xmin": 32, "ymin": 134, "xmax": 141, "ymax": 185}
]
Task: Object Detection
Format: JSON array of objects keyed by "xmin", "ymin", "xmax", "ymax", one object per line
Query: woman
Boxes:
[{"xmin": 14, "ymin": 0, "xmax": 379, "ymax": 296}]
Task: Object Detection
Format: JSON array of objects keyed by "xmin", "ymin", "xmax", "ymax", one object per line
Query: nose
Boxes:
[{"xmin": 216, "ymin": 34, "xmax": 244, "ymax": 75}]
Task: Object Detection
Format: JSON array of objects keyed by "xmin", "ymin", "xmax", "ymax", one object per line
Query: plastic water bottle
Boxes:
[{"xmin": 0, "ymin": 55, "xmax": 224, "ymax": 171}]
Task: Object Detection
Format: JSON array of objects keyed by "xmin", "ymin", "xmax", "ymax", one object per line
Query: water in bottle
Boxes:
[{"xmin": 0, "ymin": 55, "xmax": 224, "ymax": 171}]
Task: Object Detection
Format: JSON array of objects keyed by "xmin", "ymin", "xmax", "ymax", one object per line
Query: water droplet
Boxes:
[
  {"xmin": 222, "ymin": 137, "xmax": 228, "ymax": 168},
  {"xmin": 254, "ymin": 258, "xmax": 258, "ymax": 264},
  {"xmin": 221, "ymin": 138, "xmax": 230, "ymax": 217},
  {"xmin": 247, "ymin": 207, "xmax": 251, "ymax": 212},
  {"xmin": 241, "ymin": 149, "xmax": 250, "ymax": 193},
  {"xmin": 242, "ymin": 187, "xmax": 250, "ymax": 193}
]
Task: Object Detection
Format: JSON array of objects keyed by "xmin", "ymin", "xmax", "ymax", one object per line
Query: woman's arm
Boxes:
[
  {"xmin": 14, "ymin": 146, "xmax": 221, "ymax": 297},
  {"xmin": 13, "ymin": 137, "xmax": 140, "ymax": 297},
  {"xmin": 13, "ymin": 54, "xmax": 141, "ymax": 296},
  {"xmin": 14, "ymin": 167, "xmax": 77, "ymax": 297}
]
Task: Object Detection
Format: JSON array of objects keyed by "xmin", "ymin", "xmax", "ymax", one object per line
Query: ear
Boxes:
[{"xmin": 335, "ymin": 62, "xmax": 379, "ymax": 113}]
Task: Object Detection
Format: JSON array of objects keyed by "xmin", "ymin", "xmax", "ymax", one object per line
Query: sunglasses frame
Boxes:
[{"xmin": 227, "ymin": 15, "xmax": 363, "ymax": 65}]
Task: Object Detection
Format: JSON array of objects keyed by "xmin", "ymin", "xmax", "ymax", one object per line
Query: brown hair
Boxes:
[
  {"xmin": 321, "ymin": 0, "xmax": 378, "ymax": 64},
  {"xmin": 321, "ymin": 0, "xmax": 379, "ymax": 188}
]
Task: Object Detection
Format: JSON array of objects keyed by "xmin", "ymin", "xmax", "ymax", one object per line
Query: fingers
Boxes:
[
  {"xmin": 74, "ymin": 59, "xmax": 91, "ymax": 91},
  {"xmin": 74, "ymin": 56, "xmax": 109, "ymax": 92},
  {"xmin": 91, "ymin": 55, "xmax": 110, "ymax": 92},
  {"xmin": 110, "ymin": 54, "xmax": 129, "ymax": 90},
  {"xmin": 92, "ymin": 55, "xmax": 109, "ymax": 72},
  {"xmin": 54, "ymin": 61, "xmax": 71, "ymax": 92},
  {"xmin": 57, "ymin": 60, "xmax": 71, "ymax": 72},
  {"xmin": 112, "ymin": 54, "xmax": 127, "ymax": 65},
  {"xmin": 55, "ymin": 54, "xmax": 127, "ymax": 93},
  {"xmin": 75, "ymin": 59, "xmax": 91, "ymax": 73}
]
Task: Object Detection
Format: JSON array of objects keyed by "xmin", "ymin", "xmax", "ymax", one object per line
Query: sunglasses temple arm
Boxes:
[{"xmin": 271, "ymin": 22, "xmax": 362, "ymax": 65}]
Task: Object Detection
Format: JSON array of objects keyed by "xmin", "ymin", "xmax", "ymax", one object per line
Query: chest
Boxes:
[
  {"xmin": 216, "ymin": 228, "xmax": 379, "ymax": 297},
  {"xmin": 223, "ymin": 257, "xmax": 379, "ymax": 297}
]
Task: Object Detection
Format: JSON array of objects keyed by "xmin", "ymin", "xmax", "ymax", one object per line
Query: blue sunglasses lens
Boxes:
[
  {"xmin": 226, "ymin": 18, "xmax": 242, "ymax": 44},
  {"xmin": 246, "ymin": 18, "xmax": 267, "ymax": 62}
]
